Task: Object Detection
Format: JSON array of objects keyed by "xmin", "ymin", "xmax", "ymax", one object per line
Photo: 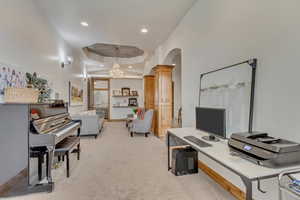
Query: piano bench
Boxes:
[{"xmin": 55, "ymin": 136, "xmax": 80, "ymax": 178}]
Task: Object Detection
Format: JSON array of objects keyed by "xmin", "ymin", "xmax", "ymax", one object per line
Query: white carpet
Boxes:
[{"xmin": 5, "ymin": 122, "xmax": 235, "ymax": 200}]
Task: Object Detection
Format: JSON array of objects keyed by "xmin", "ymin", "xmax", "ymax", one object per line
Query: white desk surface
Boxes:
[{"xmin": 168, "ymin": 127, "xmax": 300, "ymax": 180}]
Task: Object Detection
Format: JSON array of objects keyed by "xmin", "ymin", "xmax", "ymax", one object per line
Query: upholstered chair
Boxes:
[{"xmin": 130, "ymin": 109, "xmax": 154, "ymax": 137}]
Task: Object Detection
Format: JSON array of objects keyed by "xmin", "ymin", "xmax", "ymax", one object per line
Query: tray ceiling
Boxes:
[{"xmin": 86, "ymin": 43, "xmax": 144, "ymax": 58}]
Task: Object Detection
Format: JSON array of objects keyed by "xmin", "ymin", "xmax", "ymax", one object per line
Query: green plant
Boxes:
[
  {"xmin": 132, "ymin": 108, "xmax": 138, "ymax": 114},
  {"xmin": 26, "ymin": 72, "xmax": 52, "ymax": 103}
]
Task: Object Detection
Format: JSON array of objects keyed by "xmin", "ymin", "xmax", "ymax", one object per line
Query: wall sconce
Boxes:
[{"xmin": 61, "ymin": 56, "xmax": 73, "ymax": 68}]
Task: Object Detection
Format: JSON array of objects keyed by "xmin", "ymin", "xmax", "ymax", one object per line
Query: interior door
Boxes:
[{"xmin": 91, "ymin": 78, "xmax": 110, "ymax": 119}]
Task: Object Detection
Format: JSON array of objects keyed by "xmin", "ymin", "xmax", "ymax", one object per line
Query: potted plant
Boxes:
[{"xmin": 26, "ymin": 72, "xmax": 52, "ymax": 103}]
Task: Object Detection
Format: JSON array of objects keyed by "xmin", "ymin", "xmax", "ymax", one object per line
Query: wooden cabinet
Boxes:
[
  {"xmin": 153, "ymin": 65, "xmax": 174, "ymax": 138},
  {"xmin": 144, "ymin": 75, "xmax": 155, "ymax": 132},
  {"xmin": 144, "ymin": 75, "xmax": 155, "ymax": 110}
]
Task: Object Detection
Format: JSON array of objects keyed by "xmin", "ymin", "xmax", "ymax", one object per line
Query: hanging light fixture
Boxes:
[
  {"xmin": 110, "ymin": 47, "xmax": 124, "ymax": 78},
  {"xmin": 110, "ymin": 65, "xmax": 124, "ymax": 77}
]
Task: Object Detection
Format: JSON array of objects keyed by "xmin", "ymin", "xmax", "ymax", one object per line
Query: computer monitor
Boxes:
[{"xmin": 195, "ymin": 107, "xmax": 226, "ymax": 142}]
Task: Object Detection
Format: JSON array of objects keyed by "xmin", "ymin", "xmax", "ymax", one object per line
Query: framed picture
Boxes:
[
  {"xmin": 113, "ymin": 90, "xmax": 122, "ymax": 96},
  {"xmin": 131, "ymin": 90, "xmax": 138, "ymax": 96},
  {"xmin": 0, "ymin": 63, "xmax": 27, "ymax": 102},
  {"xmin": 128, "ymin": 98, "xmax": 138, "ymax": 106},
  {"xmin": 69, "ymin": 81, "xmax": 84, "ymax": 106},
  {"xmin": 121, "ymin": 87, "xmax": 130, "ymax": 96}
]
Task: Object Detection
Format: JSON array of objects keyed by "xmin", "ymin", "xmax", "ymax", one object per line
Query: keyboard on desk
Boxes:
[{"xmin": 184, "ymin": 136, "xmax": 212, "ymax": 147}]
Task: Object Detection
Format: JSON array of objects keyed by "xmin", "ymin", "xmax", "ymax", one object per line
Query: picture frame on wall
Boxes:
[
  {"xmin": 121, "ymin": 87, "xmax": 130, "ymax": 96},
  {"xmin": 69, "ymin": 81, "xmax": 84, "ymax": 106},
  {"xmin": 113, "ymin": 90, "xmax": 122, "ymax": 96},
  {"xmin": 130, "ymin": 90, "xmax": 138, "ymax": 96},
  {"xmin": 0, "ymin": 62, "xmax": 27, "ymax": 102},
  {"xmin": 128, "ymin": 97, "xmax": 138, "ymax": 106}
]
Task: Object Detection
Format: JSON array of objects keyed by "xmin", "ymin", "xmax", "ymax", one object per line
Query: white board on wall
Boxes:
[{"xmin": 200, "ymin": 63, "xmax": 252, "ymax": 137}]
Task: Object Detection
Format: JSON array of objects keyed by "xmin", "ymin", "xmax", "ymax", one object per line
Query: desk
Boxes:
[{"xmin": 167, "ymin": 128, "xmax": 300, "ymax": 200}]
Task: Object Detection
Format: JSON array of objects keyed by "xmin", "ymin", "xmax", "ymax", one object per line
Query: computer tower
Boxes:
[{"xmin": 171, "ymin": 147, "xmax": 198, "ymax": 176}]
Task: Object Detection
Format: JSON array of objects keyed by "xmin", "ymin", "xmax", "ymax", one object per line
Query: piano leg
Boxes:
[
  {"xmin": 77, "ymin": 144, "xmax": 80, "ymax": 160},
  {"xmin": 38, "ymin": 155, "xmax": 42, "ymax": 181},
  {"xmin": 46, "ymin": 153, "xmax": 49, "ymax": 178},
  {"xmin": 66, "ymin": 152, "xmax": 70, "ymax": 178},
  {"xmin": 26, "ymin": 146, "xmax": 54, "ymax": 194},
  {"xmin": 46, "ymin": 146, "xmax": 55, "ymax": 189}
]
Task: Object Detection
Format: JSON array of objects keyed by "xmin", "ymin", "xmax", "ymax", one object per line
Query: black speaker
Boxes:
[{"xmin": 171, "ymin": 147, "xmax": 198, "ymax": 176}]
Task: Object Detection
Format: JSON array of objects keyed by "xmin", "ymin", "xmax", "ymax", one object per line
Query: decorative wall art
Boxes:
[
  {"xmin": 121, "ymin": 87, "xmax": 130, "ymax": 96},
  {"xmin": 112, "ymin": 89, "xmax": 122, "ymax": 96},
  {"xmin": 69, "ymin": 81, "xmax": 84, "ymax": 106},
  {"xmin": 128, "ymin": 97, "xmax": 138, "ymax": 106},
  {"xmin": 0, "ymin": 62, "xmax": 27, "ymax": 102},
  {"xmin": 130, "ymin": 90, "xmax": 138, "ymax": 96}
]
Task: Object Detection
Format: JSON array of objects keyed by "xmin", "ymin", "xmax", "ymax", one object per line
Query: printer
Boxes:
[{"xmin": 228, "ymin": 132, "xmax": 300, "ymax": 168}]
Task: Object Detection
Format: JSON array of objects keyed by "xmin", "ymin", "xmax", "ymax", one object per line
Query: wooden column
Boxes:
[
  {"xmin": 144, "ymin": 75, "xmax": 155, "ymax": 131},
  {"xmin": 153, "ymin": 65, "xmax": 174, "ymax": 138},
  {"xmin": 144, "ymin": 75, "xmax": 155, "ymax": 110}
]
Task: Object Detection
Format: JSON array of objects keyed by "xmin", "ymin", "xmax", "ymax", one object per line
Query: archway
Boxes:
[{"xmin": 163, "ymin": 48, "xmax": 182, "ymax": 127}]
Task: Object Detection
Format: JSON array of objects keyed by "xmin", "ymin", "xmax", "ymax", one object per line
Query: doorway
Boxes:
[{"xmin": 88, "ymin": 78, "xmax": 110, "ymax": 119}]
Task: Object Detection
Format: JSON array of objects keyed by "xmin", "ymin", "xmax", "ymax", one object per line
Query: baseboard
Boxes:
[
  {"xmin": 0, "ymin": 168, "xmax": 27, "ymax": 196},
  {"xmin": 80, "ymin": 134, "xmax": 98, "ymax": 138},
  {"xmin": 198, "ymin": 161, "xmax": 245, "ymax": 200},
  {"xmin": 108, "ymin": 119, "xmax": 126, "ymax": 122}
]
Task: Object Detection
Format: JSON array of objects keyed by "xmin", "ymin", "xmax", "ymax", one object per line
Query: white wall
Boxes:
[
  {"xmin": 171, "ymin": 55, "xmax": 182, "ymax": 121},
  {"xmin": 0, "ymin": 105, "xmax": 29, "ymax": 186},
  {"xmin": 0, "ymin": 0, "xmax": 86, "ymax": 185},
  {"xmin": 0, "ymin": 0, "xmax": 87, "ymax": 112},
  {"xmin": 110, "ymin": 78, "xmax": 143, "ymax": 120},
  {"xmin": 146, "ymin": 0, "xmax": 300, "ymax": 199}
]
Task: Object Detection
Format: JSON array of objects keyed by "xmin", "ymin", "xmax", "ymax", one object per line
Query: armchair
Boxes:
[
  {"xmin": 71, "ymin": 110, "xmax": 104, "ymax": 138},
  {"xmin": 130, "ymin": 109, "xmax": 154, "ymax": 137}
]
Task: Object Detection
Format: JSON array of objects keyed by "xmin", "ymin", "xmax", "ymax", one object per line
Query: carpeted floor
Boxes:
[{"xmin": 4, "ymin": 122, "xmax": 235, "ymax": 200}]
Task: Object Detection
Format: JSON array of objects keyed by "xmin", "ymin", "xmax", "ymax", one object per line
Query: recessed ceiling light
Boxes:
[
  {"xmin": 140, "ymin": 28, "xmax": 148, "ymax": 34},
  {"xmin": 81, "ymin": 21, "xmax": 89, "ymax": 27},
  {"xmin": 128, "ymin": 66, "xmax": 133, "ymax": 69}
]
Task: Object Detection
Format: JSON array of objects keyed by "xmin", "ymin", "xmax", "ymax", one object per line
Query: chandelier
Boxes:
[
  {"xmin": 110, "ymin": 47, "xmax": 124, "ymax": 78},
  {"xmin": 110, "ymin": 62, "xmax": 124, "ymax": 77}
]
